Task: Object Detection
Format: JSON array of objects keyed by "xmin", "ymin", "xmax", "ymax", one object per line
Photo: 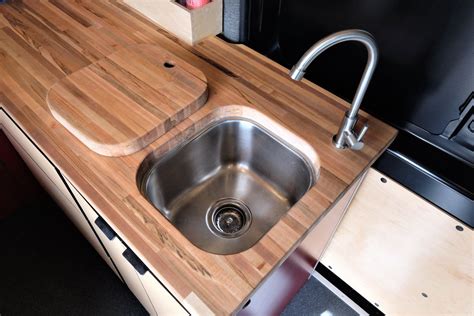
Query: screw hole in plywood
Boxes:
[
  {"xmin": 164, "ymin": 61, "xmax": 175, "ymax": 68},
  {"xmin": 422, "ymin": 292, "xmax": 428, "ymax": 298},
  {"xmin": 242, "ymin": 299, "xmax": 251, "ymax": 309}
]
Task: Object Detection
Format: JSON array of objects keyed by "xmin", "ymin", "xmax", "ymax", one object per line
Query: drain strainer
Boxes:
[{"xmin": 207, "ymin": 198, "xmax": 252, "ymax": 238}]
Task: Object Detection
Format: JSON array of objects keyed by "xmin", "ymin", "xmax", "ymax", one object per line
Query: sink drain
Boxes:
[{"xmin": 207, "ymin": 198, "xmax": 252, "ymax": 238}]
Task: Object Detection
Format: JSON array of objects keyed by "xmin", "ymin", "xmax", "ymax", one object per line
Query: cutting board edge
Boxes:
[{"xmin": 46, "ymin": 84, "xmax": 209, "ymax": 157}]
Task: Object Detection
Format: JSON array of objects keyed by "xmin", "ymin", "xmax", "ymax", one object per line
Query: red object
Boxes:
[{"xmin": 186, "ymin": 0, "xmax": 210, "ymax": 9}]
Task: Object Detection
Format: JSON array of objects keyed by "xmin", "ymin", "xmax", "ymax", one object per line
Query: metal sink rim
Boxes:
[{"xmin": 136, "ymin": 113, "xmax": 319, "ymax": 255}]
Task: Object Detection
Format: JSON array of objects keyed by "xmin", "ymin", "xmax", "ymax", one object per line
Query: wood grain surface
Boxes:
[
  {"xmin": 322, "ymin": 169, "xmax": 473, "ymax": 315},
  {"xmin": 47, "ymin": 44, "xmax": 208, "ymax": 156},
  {"xmin": 0, "ymin": 1, "xmax": 397, "ymax": 314}
]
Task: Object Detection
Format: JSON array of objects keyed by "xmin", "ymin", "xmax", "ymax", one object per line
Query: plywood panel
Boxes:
[{"xmin": 321, "ymin": 168, "xmax": 474, "ymax": 315}]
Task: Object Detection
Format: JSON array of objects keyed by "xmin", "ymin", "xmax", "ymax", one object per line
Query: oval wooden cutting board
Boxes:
[{"xmin": 47, "ymin": 44, "xmax": 208, "ymax": 156}]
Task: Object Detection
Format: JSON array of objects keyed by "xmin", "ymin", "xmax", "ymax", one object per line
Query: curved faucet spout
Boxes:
[{"xmin": 289, "ymin": 29, "xmax": 379, "ymax": 150}]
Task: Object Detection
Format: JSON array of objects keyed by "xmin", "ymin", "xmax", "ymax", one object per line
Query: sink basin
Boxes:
[{"xmin": 137, "ymin": 118, "xmax": 316, "ymax": 254}]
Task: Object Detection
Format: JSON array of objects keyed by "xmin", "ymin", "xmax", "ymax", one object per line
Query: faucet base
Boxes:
[
  {"xmin": 333, "ymin": 112, "xmax": 357, "ymax": 149},
  {"xmin": 332, "ymin": 134, "xmax": 347, "ymax": 149},
  {"xmin": 332, "ymin": 112, "xmax": 368, "ymax": 150}
]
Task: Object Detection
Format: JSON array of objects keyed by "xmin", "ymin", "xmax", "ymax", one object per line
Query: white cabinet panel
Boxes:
[{"xmin": 141, "ymin": 270, "xmax": 188, "ymax": 316}]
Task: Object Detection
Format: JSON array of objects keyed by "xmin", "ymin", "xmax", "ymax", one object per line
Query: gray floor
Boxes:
[{"xmin": 282, "ymin": 276, "xmax": 358, "ymax": 316}]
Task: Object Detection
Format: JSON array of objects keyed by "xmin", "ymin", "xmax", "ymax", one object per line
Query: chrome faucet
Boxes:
[{"xmin": 290, "ymin": 29, "xmax": 378, "ymax": 150}]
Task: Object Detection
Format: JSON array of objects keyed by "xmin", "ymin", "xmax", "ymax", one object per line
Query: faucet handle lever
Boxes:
[
  {"xmin": 343, "ymin": 131, "xmax": 363, "ymax": 150},
  {"xmin": 343, "ymin": 121, "xmax": 369, "ymax": 150},
  {"xmin": 356, "ymin": 122, "xmax": 369, "ymax": 142}
]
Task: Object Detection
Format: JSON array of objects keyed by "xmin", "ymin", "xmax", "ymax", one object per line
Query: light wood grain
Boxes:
[
  {"xmin": 124, "ymin": 0, "xmax": 223, "ymax": 45},
  {"xmin": 0, "ymin": 1, "xmax": 397, "ymax": 314},
  {"xmin": 47, "ymin": 44, "xmax": 208, "ymax": 156},
  {"xmin": 322, "ymin": 169, "xmax": 474, "ymax": 315}
]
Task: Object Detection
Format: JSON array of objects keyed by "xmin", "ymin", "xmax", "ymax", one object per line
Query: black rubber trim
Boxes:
[
  {"xmin": 316, "ymin": 264, "xmax": 384, "ymax": 315},
  {"xmin": 374, "ymin": 149, "xmax": 473, "ymax": 228},
  {"xmin": 385, "ymin": 130, "xmax": 473, "ymax": 197}
]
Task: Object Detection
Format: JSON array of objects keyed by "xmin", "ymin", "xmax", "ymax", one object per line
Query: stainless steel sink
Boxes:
[{"xmin": 137, "ymin": 119, "xmax": 316, "ymax": 254}]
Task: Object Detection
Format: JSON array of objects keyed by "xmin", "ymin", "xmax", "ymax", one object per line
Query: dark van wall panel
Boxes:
[
  {"xmin": 278, "ymin": 0, "xmax": 474, "ymax": 132},
  {"xmin": 230, "ymin": 0, "xmax": 473, "ymax": 163}
]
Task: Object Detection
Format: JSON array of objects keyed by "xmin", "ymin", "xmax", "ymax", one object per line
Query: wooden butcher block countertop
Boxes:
[
  {"xmin": 47, "ymin": 44, "xmax": 209, "ymax": 156},
  {"xmin": 0, "ymin": 1, "xmax": 397, "ymax": 314}
]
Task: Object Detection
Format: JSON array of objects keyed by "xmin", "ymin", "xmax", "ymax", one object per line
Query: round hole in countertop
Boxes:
[
  {"xmin": 380, "ymin": 177, "xmax": 387, "ymax": 183},
  {"xmin": 456, "ymin": 225, "xmax": 464, "ymax": 231},
  {"xmin": 163, "ymin": 61, "xmax": 175, "ymax": 68},
  {"xmin": 374, "ymin": 302, "xmax": 379, "ymax": 307},
  {"xmin": 422, "ymin": 292, "xmax": 428, "ymax": 298}
]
